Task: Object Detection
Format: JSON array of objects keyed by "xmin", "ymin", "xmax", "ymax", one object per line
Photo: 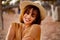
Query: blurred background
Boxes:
[{"xmin": 0, "ymin": 0, "xmax": 60, "ymax": 40}]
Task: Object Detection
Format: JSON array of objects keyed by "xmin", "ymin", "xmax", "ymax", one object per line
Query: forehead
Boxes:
[
  {"xmin": 26, "ymin": 8, "xmax": 38, "ymax": 12},
  {"xmin": 26, "ymin": 8, "xmax": 38, "ymax": 15},
  {"xmin": 25, "ymin": 5, "xmax": 38, "ymax": 11}
]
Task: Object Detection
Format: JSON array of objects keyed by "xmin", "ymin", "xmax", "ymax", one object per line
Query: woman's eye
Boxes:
[
  {"xmin": 32, "ymin": 13, "xmax": 36, "ymax": 17},
  {"xmin": 26, "ymin": 13, "xmax": 29, "ymax": 14},
  {"xmin": 26, "ymin": 11, "xmax": 29, "ymax": 14},
  {"xmin": 32, "ymin": 15, "xmax": 35, "ymax": 17}
]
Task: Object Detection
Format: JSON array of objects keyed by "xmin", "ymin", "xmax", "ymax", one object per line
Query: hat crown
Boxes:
[
  {"xmin": 33, "ymin": 1, "xmax": 41, "ymax": 5},
  {"xmin": 20, "ymin": 1, "xmax": 46, "ymax": 20}
]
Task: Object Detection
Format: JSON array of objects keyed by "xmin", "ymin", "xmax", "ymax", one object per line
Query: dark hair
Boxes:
[{"xmin": 24, "ymin": 5, "xmax": 41, "ymax": 24}]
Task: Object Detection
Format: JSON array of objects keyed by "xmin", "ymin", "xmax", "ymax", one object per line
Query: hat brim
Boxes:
[{"xmin": 20, "ymin": 1, "xmax": 46, "ymax": 20}]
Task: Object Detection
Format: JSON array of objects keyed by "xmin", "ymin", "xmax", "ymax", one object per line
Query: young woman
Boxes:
[{"xmin": 6, "ymin": 1, "xmax": 46, "ymax": 40}]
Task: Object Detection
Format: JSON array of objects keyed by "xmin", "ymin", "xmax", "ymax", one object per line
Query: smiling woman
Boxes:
[
  {"xmin": 21, "ymin": 5, "xmax": 41, "ymax": 24},
  {"xmin": 5, "ymin": 1, "xmax": 46, "ymax": 40}
]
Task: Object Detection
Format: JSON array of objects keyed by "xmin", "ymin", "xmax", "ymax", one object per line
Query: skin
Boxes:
[
  {"xmin": 22, "ymin": 8, "xmax": 40, "ymax": 40},
  {"xmin": 23, "ymin": 8, "xmax": 37, "ymax": 27},
  {"xmin": 6, "ymin": 8, "xmax": 40, "ymax": 40}
]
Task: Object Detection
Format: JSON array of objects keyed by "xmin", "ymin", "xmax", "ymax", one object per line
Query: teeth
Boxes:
[
  {"xmin": 25, "ymin": 18, "xmax": 29, "ymax": 22},
  {"xmin": 26, "ymin": 19, "xmax": 29, "ymax": 21}
]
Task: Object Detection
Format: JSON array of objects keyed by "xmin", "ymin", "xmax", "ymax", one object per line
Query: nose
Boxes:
[
  {"xmin": 27, "ymin": 8, "xmax": 33, "ymax": 19},
  {"xmin": 27, "ymin": 14, "xmax": 31, "ymax": 19}
]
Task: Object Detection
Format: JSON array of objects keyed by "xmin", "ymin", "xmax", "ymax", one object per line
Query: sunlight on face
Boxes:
[{"xmin": 23, "ymin": 8, "xmax": 37, "ymax": 25}]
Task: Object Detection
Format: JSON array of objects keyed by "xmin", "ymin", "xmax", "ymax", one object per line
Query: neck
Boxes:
[{"xmin": 24, "ymin": 24, "xmax": 31, "ymax": 28}]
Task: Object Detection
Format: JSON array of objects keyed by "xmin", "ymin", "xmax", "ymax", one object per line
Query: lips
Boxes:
[{"xmin": 24, "ymin": 18, "xmax": 30, "ymax": 22}]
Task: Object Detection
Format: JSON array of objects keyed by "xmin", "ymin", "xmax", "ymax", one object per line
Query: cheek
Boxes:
[
  {"xmin": 23, "ymin": 14, "xmax": 27, "ymax": 18},
  {"xmin": 31, "ymin": 17, "xmax": 36, "ymax": 21},
  {"xmin": 23, "ymin": 14, "xmax": 26, "ymax": 21}
]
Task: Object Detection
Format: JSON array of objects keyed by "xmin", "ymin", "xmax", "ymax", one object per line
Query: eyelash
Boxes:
[
  {"xmin": 25, "ymin": 11, "xmax": 36, "ymax": 17},
  {"xmin": 32, "ymin": 14, "xmax": 35, "ymax": 17},
  {"xmin": 25, "ymin": 11, "xmax": 29, "ymax": 14},
  {"xmin": 26, "ymin": 12, "xmax": 29, "ymax": 14}
]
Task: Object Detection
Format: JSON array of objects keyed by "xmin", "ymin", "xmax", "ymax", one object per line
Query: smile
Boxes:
[{"xmin": 25, "ymin": 18, "xmax": 30, "ymax": 22}]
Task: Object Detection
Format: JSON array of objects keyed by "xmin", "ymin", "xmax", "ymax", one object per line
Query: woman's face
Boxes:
[{"xmin": 23, "ymin": 8, "xmax": 37, "ymax": 25}]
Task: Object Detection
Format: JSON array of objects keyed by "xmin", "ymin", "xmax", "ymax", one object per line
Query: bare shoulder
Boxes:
[
  {"xmin": 31, "ymin": 24, "xmax": 40, "ymax": 29},
  {"xmin": 31, "ymin": 24, "xmax": 41, "ymax": 32},
  {"xmin": 28, "ymin": 24, "xmax": 40, "ymax": 38}
]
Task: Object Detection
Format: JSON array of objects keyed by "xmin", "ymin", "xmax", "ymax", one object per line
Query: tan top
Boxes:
[{"xmin": 6, "ymin": 23, "xmax": 40, "ymax": 40}]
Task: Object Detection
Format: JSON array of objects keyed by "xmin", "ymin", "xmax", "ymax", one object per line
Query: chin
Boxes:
[
  {"xmin": 24, "ymin": 22, "xmax": 31, "ymax": 24},
  {"xmin": 23, "ymin": 20, "xmax": 32, "ymax": 24},
  {"xmin": 24, "ymin": 21, "xmax": 29, "ymax": 24}
]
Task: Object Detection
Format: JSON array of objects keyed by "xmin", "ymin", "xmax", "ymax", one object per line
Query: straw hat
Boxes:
[{"xmin": 20, "ymin": 1, "xmax": 46, "ymax": 20}]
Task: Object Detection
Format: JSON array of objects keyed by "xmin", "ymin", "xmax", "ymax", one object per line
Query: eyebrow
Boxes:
[
  {"xmin": 25, "ymin": 8, "xmax": 37, "ymax": 15},
  {"xmin": 26, "ymin": 8, "xmax": 31, "ymax": 13},
  {"xmin": 32, "ymin": 10, "xmax": 37, "ymax": 15}
]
